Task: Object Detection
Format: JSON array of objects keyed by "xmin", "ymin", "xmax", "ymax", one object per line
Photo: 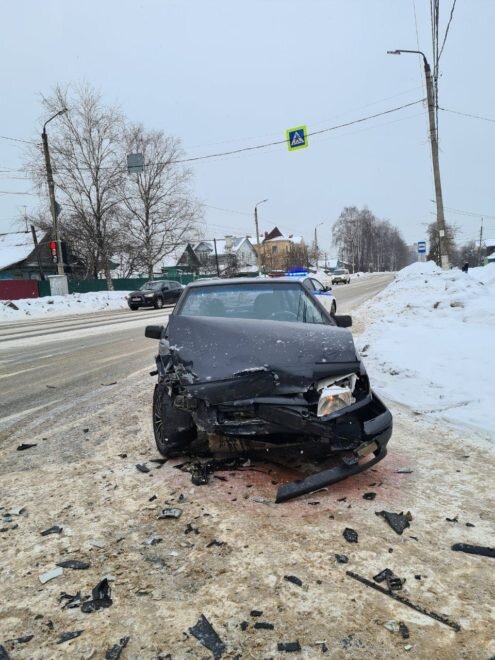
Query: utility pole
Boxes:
[
  {"xmin": 213, "ymin": 237, "xmax": 220, "ymax": 277},
  {"xmin": 478, "ymin": 218, "xmax": 484, "ymax": 266},
  {"xmin": 42, "ymin": 108, "xmax": 68, "ymax": 276},
  {"xmin": 30, "ymin": 224, "xmax": 45, "ymax": 281},
  {"xmin": 388, "ymin": 50, "xmax": 449, "ymax": 270},
  {"xmin": 254, "ymin": 199, "xmax": 268, "ymax": 273},
  {"xmin": 314, "ymin": 222, "xmax": 323, "ymax": 266}
]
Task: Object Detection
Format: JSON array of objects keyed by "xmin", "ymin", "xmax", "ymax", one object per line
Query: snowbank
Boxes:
[
  {"xmin": 0, "ymin": 291, "xmax": 131, "ymax": 321},
  {"xmin": 359, "ymin": 261, "xmax": 495, "ymax": 436}
]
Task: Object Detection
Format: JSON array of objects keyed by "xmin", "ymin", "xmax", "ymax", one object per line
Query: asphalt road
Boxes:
[{"xmin": 0, "ymin": 274, "xmax": 393, "ymax": 434}]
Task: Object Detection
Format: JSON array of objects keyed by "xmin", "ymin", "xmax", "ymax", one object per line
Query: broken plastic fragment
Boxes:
[
  {"xmin": 375, "ymin": 510, "xmax": 411, "ymax": 535},
  {"xmin": 343, "ymin": 528, "xmax": 358, "ymax": 543},
  {"xmin": 158, "ymin": 508, "xmax": 182, "ymax": 519},
  {"xmin": 254, "ymin": 622, "xmax": 274, "ymax": 630},
  {"xmin": 373, "ymin": 568, "xmax": 394, "ymax": 584},
  {"xmin": 363, "ymin": 492, "xmax": 376, "ymax": 500},
  {"xmin": 81, "ymin": 578, "xmax": 113, "ymax": 614},
  {"xmin": 56, "ymin": 560, "xmax": 90, "ymax": 570},
  {"xmin": 451, "ymin": 543, "xmax": 495, "ymax": 558},
  {"xmin": 284, "ymin": 575, "xmax": 302, "ymax": 587},
  {"xmin": 277, "ymin": 641, "xmax": 301, "ymax": 652},
  {"xmin": 39, "ymin": 566, "xmax": 64, "ymax": 584},
  {"xmin": 17, "ymin": 443, "xmax": 37, "ymax": 451},
  {"xmin": 335, "ymin": 554, "xmax": 349, "ymax": 564},
  {"xmin": 136, "ymin": 464, "xmax": 150, "ymax": 473},
  {"xmin": 56, "ymin": 631, "xmax": 84, "ymax": 644},
  {"xmin": 41, "ymin": 526, "xmax": 63, "ymax": 536},
  {"xmin": 105, "ymin": 636, "xmax": 130, "ymax": 660},
  {"xmin": 188, "ymin": 614, "xmax": 225, "ymax": 659}
]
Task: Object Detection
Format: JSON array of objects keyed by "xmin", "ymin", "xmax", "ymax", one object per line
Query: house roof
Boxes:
[
  {"xmin": 193, "ymin": 236, "xmax": 252, "ymax": 256},
  {"xmin": 159, "ymin": 244, "xmax": 190, "ymax": 268},
  {"xmin": 0, "ymin": 231, "xmax": 36, "ymax": 271},
  {"xmin": 484, "ymin": 238, "xmax": 495, "ymax": 248},
  {"xmin": 263, "ymin": 234, "xmax": 304, "ymax": 245}
]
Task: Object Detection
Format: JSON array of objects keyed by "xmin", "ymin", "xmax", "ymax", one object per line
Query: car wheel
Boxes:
[
  {"xmin": 331, "ymin": 301, "xmax": 337, "ymax": 315},
  {"xmin": 154, "ymin": 297, "xmax": 164, "ymax": 309},
  {"xmin": 129, "ymin": 305, "xmax": 138, "ymax": 310},
  {"xmin": 152, "ymin": 382, "xmax": 196, "ymax": 457}
]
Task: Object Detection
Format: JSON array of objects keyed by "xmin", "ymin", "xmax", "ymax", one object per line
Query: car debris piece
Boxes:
[
  {"xmin": 188, "ymin": 614, "xmax": 225, "ymax": 659},
  {"xmin": 157, "ymin": 508, "xmax": 182, "ymax": 519},
  {"xmin": 383, "ymin": 621, "xmax": 400, "ymax": 634},
  {"xmin": 343, "ymin": 528, "xmax": 358, "ymax": 543},
  {"xmin": 39, "ymin": 566, "xmax": 64, "ymax": 584},
  {"xmin": 335, "ymin": 554, "xmax": 349, "ymax": 564},
  {"xmin": 136, "ymin": 464, "xmax": 150, "ymax": 473},
  {"xmin": 81, "ymin": 578, "xmax": 113, "ymax": 613},
  {"xmin": 40, "ymin": 526, "xmax": 63, "ymax": 536},
  {"xmin": 59, "ymin": 591, "xmax": 82, "ymax": 609},
  {"xmin": 363, "ymin": 492, "xmax": 376, "ymax": 500},
  {"xmin": 376, "ymin": 510, "xmax": 412, "ymax": 535},
  {"xmin": 102, "ymin": 381, "xmax": 117, "ymax": 386},
  {"xmin": 446, "ymin": 516, "xmax": 458, "ymax": 523},
  {"xmin": 56, "ymin": 631, "xmax": 84, "ymax": 644},
  {"xmin": 451, "ymin": 543, "xmax": 495, "ymax": 558},
  {"xmin": 0, "ymin": 646, "xmax": 9, "ymax": 660},
  {"xmin": 185, "ymin": 523, "xmax": 199, "ymax": 535},
  {"xmin": 250, "ymin": 610, "xmax": 263, "ymax": 617},
  {"xmin": 386, "ymin": 575, "xmax": 404, "ymax": 591},
  {"xmin": 399, "ymin": 622, "xmax": 410, "ymax": 639},
  {"xmin": 56, "ymin": 560, "xmax": 90, "ymax": 570},
  {"xmin": 206, "ymin": 540, "xmax": 225, "ymax": 548},
  {"xmin": 6, "ymin": 506, "xmax": 25, "ymax": 516},
  {"xmin": 465, "ymin": 522, "xmax": 475, "ymax": 528},
  {"xmin": 240, "ymin": 621, "xmax": 249, "ymax": 631},
  {"xmin": 254, "ymin": 622, "xmax": 274, "ymax": 630},
  {"xmin": 284, "ymin": 575, "xmax": 302, "ymax": 587},
  {"xmin": 105, "ymin": 636, "xmax": 130, "ymax": 660},
  {"xmin": 396, "ymin": 468, "xmax": 413, "ymax": 474},
  {"xmin": 17, "ymin": 443, "xmax": 37, "ymax": 451},
  {"xmin": 346, "ymin": 571, "xmax": 460, "ymax": 632},
  {"xmin": 373, "ymin": 568, "xmax": 394, "ymax": 584},
  {"xmin": 144, "ymin": 537, "xmax": 162, "ymax": 546},
  {"xmin": 277, "ymin": 641, "xmax": 302, "ymax": 652}
]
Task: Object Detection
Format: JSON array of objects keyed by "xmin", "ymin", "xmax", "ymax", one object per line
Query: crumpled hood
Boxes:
[{"xmin": 167, "ymin": 316, "xmax": 359, "ymax": 400}]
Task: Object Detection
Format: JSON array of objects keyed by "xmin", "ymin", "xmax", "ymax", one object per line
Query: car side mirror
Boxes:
[
  {"xmin": 145, "ymin": 325, "xmax": 164, "ymax": 339},
  {"xmin": 334, "ymin": 315, "xmax": 352, "ymax": 328},
  {"xmin": 325, "ymin": 285, "xmax": 332, "ymax": 291}
]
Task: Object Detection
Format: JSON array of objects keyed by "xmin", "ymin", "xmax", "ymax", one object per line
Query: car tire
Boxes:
[
  {"xmin": 152, "ymin": 382, "xmax": 196, "ymax": 457},
  {"xmin": 154, "ymin": 297, "xmax": 164, "ymax": 309},
  {"xmin": 331, "ymin": 301, "xmax": 337, "ymax": 315},
  {"xmin": 129, "ymin": 305, "xmax": 138, "ymax": 310}
]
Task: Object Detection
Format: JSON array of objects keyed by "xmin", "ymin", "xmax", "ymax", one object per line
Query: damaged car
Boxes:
[{"xmin": 145, "ymin": 277, "xmax": 392, "ymax": 501}]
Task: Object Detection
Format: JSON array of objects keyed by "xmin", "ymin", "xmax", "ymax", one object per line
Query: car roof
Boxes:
[{"xmin": 186, "ymin": 276, "xmax": 317, "ymax": 289}]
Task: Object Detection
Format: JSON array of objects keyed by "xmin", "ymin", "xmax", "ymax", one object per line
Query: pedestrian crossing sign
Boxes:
[{"xmin": 286, "ymin": 125, "xmax": 308, "ymax": 151}]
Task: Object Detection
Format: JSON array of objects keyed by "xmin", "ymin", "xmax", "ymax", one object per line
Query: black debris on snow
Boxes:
[
  {"xmin": 188, "ymin": 614, "xmax": 226, "ymax": 659},
  {"xmin": 56, "ymin": 560, "xmax": 90, "ymax": 570},
  {"xmin": 105, "ymin": 636, "xmax": 130, "ymax": 660},
  {"xmin": 254, "ymin": 622, "xmax": 274, "ymax": 630},
  {"xmin": 335, "ymin": 554, "xmax": 349, "ymax": 564},
  {"xmin": 56, "ymin": 631, "xmax": 84, "ymax": 644},
  {"xmin": 284, "ymin": 575, "xmax": 302, "ymax": 587},
  {"xmin": 81, "ymin": 579, "xmax": 113, "ymax": 614},
  {"xmin": 277, "ymin": 641, "xmax": 302, "ymax": 652},
  {"xmin": 375, "ymin": 510, "xmax": 412, "ymax": 535},
  {"xmin": 343, "ymin": 528, "xmax": 358, "ymax": 543},
  {"xmin": 135, "ymin": 464, "xmax": 150, "ymax": 474},
  {"xmin": 451, "ymin": 543, "xmax": 495, "ymax": 558},
  {"xmin": 363, "ymin": 492, "xmax": 376, "ymax": 500},
  {"xmin": 40, "ymin": 526, "xmax": 63, "ymax": 536},
  {"xmin": 17, "ymin": 443, "xmax": 37, "ymax": 451}
]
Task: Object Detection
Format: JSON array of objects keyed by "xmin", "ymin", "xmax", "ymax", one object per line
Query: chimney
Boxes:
[{"xmin": 224, "ymin": 235, "xmax": 234, "ymax": 252}]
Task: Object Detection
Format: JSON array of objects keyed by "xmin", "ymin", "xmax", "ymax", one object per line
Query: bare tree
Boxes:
[
  {"xmin": 28, "ymin": 84, "xmax": 126, "ymax": 289},
  {"xmin": 332, "ymin": 206, "xmax": 410, "ymax": 272},
  {"xmin": 121, "ymin": 125, "xmax": 201, "ymax": 279},
  {"xmin": 426, "ymin": 221, "xmax": 458, "ymax": 266}
]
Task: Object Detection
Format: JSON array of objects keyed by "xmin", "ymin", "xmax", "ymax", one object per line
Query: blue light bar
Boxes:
[{"xmin": 287, "ymin": 269, "xmax": 308, "ymax": 277}]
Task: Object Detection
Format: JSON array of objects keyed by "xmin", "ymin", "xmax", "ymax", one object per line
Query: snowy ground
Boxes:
[
  {"xmin": 0, "ymin": 291, "xmax": 131, "ymax": 321},
  {"xmin": 358, "ymin": 262, "xmax": 495, "ymax": 438}
]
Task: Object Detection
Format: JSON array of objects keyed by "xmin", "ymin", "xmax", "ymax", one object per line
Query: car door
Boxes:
[
  {"xmin": 308, "ymin": 278, "xmax": 336, "ymax": 314},
  {"xmin": 159, "ymin": 282, "xmax": 172, "ymax": 302}
]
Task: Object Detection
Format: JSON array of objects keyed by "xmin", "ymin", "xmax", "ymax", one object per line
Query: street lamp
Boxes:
[
  {"xmin": 254, "ymin": 198, "xmax": 268, "ymax": 272},
  {"xmin": 314, "ymin": 221, "xmax": 324, "ymax": 266},
  {"xmin": 387, "ymin": 49, "xmax": 449, "ymax": 270},
  {"xmin": 42, "ymin": 107, "xmax": 68, "ymax": 276}
]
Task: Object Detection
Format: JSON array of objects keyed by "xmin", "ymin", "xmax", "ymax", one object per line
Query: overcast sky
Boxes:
[{"xmin": 1, "ymin": 0, "xmax": 494, "ymax": 254}]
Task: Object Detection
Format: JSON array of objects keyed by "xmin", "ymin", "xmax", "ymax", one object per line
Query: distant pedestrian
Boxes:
[{"xmin": 461, "ymin": 262, "xmax": 469, "ymax": 273}]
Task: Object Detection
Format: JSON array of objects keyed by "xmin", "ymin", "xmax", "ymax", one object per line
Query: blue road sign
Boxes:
[
  {"xmin": 286, "ymin": 125, "xmax": 308, "ymax": 151},
  {"xmin": 417, "ymin": 241, "xmax": 426, "ymax": 254}
]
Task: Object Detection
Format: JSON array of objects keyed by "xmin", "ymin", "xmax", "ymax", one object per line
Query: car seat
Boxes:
[
  {"xmin": 198, "ymin": 297, "xmax": 226, "ymax": 317},
  {"xmin": 253, "ymin": 293, "xmax": 279, "ymax": 319}
]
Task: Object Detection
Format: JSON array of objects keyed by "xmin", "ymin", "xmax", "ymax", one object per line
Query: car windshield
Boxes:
[
  {"xmin": 334, "ymin": 269, "xmax": 347, "ymax": 275},
  {"xmin": 140, "ymin": 281, "xmax": 164, "ymax": 291},
  {"xmin": 178, "ymin": 282, "xmax": 331, "ymax": 325}
]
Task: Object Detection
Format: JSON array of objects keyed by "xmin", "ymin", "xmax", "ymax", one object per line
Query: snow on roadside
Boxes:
[
  {"xmin": 0, "ymin": 290, "xmax": 131, "ymax": 321},
  {"xmin": 358, "ymin": 261, "xmax": 495, "ymax": 438}
]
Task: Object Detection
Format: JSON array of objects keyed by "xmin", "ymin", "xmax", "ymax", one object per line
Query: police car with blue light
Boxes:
[{"xmin": 284, "ymin": 269, "xmax": 337, "ymax": 315}]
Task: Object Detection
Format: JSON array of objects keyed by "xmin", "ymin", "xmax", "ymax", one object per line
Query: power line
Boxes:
[
  {"xmin": 0, "ymin": 190, "xmax": 37, "ymax": 196},
  {"xmin": 438, "ymin": 0, "xmax": 458, "ymax": 64},
  {"xmin": 0, "ymin": 134, "xmax": 37, "ymax": 146},
  {"xmin": 439, "ymin": 106, "xmax": 495, "ymax": 124},
  {"xmin": 172, "ymin": 99, "xmax": 426, "ymax": 164}
]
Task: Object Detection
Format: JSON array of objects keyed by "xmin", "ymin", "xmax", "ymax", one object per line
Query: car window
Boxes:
[
  {"xmin": 302, "ymin": 278, "xmax": 315, "ymax": 291},
  {"xmin": 141, "ymin": 281, "xmax": 163, "ymax": 291},
  {"xmin": 311, "ymin": 278, "xmax": 325, "ymax": 292},
  {"xmin": 178, "ymin": 283, "xmax": 331, "ymax": 325},
  {"xmin": 160, "ymin": 283, "xmax": 169, "ymax": 290}
]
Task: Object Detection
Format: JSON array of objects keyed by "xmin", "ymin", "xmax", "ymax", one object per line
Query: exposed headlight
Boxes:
[{"xmin": 317, "ymin": 385, "xmax": 355, "ymax": 417}]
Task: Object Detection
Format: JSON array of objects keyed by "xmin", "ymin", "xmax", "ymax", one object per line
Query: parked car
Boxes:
[
  {"xmin": 144, "ymin": 277, "xmax": 392, "ymax": 502},
  {"xmin": 332, "ymin": 268, "xmax": 351, "ymax": 285},
  {"xmin": 126, "ymin": 280, "xmax": 183, "ymax": 310}
]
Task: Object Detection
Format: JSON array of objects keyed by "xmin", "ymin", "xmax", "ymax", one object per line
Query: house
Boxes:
[
  {"xmin": 191, "ymin": 236, "xmax": 258, "ymax": 275},
  {"xmin": 0, "ymin": 231, "xmax": 55, "ymax": 280},
  {"xmin": 159, "ymin": 244, "xmax": 201, "ymax": 280},
  {"xmin": 256, "ymin": 227, "xmax": 307, "ymax": 272},
  {"xmin": 485, "ymin": 238, "xmax": 495, "ymax": 263}
]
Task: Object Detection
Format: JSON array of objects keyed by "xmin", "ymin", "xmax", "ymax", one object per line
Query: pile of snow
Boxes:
[
  {"xmin": 0, "ymin": 291, "xmax": 131, "ymax": 321},
  {"xmin": 359, "ymin": 261, "xmax": 495, "ymax": 436}
]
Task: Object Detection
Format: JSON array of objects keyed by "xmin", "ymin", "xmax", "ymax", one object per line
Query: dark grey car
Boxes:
[{"xmin": 127, "ymin": 280, "xmax": 183, "ymax": 310}]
